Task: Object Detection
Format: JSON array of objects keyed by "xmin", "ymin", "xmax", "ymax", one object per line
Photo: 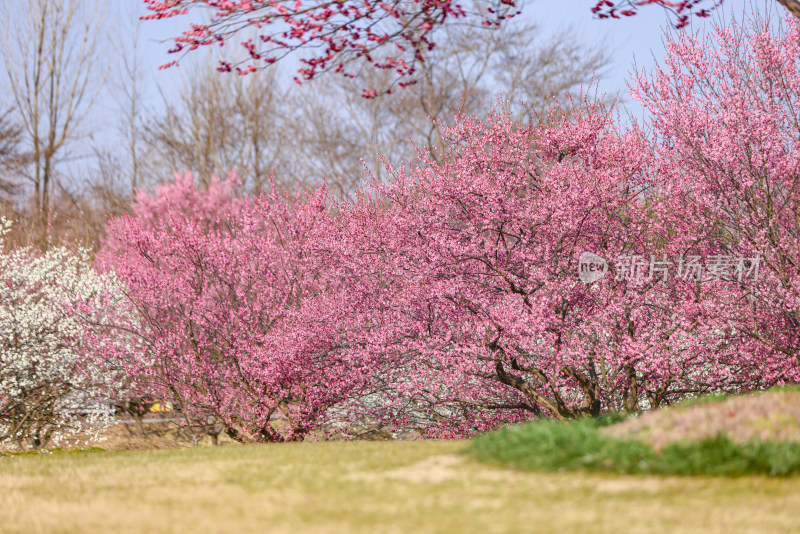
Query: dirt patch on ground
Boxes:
[
  {"xmin": 383, "ymin": 454, "xmax": 466, "ymax": 484},
  {"xmin": 346, "ymin": 454, "xmax": 467, "ymax": 484},
  {"xmin": 593, "ymin": 477, "xmax": 665, "ymax": 494},
  {"xmin": 601, "ymin": 391, "xmax": 800, "ymax": 451}
]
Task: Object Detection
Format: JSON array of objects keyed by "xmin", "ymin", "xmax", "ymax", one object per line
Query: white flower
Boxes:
[{"xmin": 0, "ymin": 222, "xmax": 136, "ymax": 450}]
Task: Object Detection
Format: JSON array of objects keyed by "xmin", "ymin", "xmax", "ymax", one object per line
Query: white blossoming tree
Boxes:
[{"xmin": 0, "ymin": 218, "xmax": 133, "ymax": 450}]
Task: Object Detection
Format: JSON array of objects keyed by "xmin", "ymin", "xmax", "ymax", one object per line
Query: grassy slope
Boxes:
[
  {"xmin": 468, "ymin": 416, "xmax": 800, "ymax": 477},
  {"xmin": 468, "ymin": 389, "xmax": 800, "ymax": 477},
  {"xmin": 3, "ymin": 440, "xmax": 800, "ymax": 534}
]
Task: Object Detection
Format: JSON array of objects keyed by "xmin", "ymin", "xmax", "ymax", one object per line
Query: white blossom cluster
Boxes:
[{"xmin": 0, "ymin": 218, "xmax": 134, "ymax": 450}]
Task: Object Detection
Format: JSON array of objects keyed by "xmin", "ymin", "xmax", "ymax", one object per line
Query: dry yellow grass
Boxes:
[
  {"xmin": 2, "ymin": 440, "xmax": 800, "ymax": 533},
  {"xmin": 602, "ymin": 390, "xmax": 800, "ymax": 451}
]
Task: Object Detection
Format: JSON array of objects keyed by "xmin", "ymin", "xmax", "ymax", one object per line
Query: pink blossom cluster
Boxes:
[
  {"xmin": 141, "ymin": 0, "xmax": 732, "ymax": 94},
  {"xmin": 142, "ymin": 0, "xmax": 521, "ymax": 93},
  {"xmin": 592, "ymin": 0, "xmax": 721, "ymax": 28}
]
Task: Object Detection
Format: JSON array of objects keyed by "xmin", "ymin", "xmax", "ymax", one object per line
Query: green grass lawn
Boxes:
[{"xmin": 3, "ymin": 440, "xmax": 800, "ymax": 533}]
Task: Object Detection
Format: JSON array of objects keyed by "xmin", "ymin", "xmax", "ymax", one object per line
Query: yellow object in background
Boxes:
[{"xmin": 149, "ymin": 402, "xmax": 173, "ymax": 413}]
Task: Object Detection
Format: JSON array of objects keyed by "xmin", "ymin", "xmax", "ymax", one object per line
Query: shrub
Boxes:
[{"xmin": 0, "ymin": 218, "xmax": 132, "ymax": 450}]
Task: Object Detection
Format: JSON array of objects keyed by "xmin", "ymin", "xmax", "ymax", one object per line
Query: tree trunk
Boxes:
[
  {"xmin": 777, "ymin": 0, "xmax": 800, "ymax": 19},
  {"xmin": 623, "ymin": 364, "xmax": 639, "ymax": 413}
]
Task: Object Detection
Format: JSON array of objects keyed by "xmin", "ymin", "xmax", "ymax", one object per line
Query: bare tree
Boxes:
[
  {"xmin": 88, "ymin": 2, "xmax": 147, "ymax": 218},
  {"xmin": 143, "ymin": 61, "xmax": 291, "ymax": 192},
  {"xmin": 284, "ymin": 17, "xmax": 611, "ymax": 197},
  {"xmin": 0, "ymin": 108, "xmax": 23, "ymax": 205},
  {"xmin": 143, "ymin": 16, "xmax": 610, "ymax": 200},
  {"xmin": 0, "ymin": 0, "xmax": 104, "ymax": 231}
]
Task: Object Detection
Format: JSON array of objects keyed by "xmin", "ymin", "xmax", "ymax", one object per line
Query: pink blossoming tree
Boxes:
[
  {"xmin": 313, "ymin": 97, "xmax": 752, "ymax": 437},
  {"xmin": 632, "ymin": 15, "xmax": 800, "ymax": 386},
  {"xmin": 100, "ymin": 173, "xmax": 377, "ymax": 442}
]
